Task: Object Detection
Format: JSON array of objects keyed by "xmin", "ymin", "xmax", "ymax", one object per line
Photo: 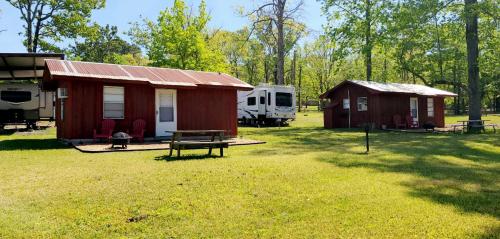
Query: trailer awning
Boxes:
[{"xmin": 0, "ymin": 53, "xmax": 65, "ymax": 81}]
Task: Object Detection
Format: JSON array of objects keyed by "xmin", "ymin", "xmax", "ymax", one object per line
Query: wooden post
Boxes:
[{"xmin": 365, "ymin": 125, "xmax": 370, "ymax": 153}]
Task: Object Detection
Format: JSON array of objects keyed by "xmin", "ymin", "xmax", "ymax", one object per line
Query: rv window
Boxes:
[
  {"xmin": 276, "ymin": 93, "xmax": 292, "ymax": 107},
  {"xmin": 268, "ymin": 93, "xmax": 271, "ymax": 105},
  {"xmin": 427, "ymin": 98, "xmax": 434, "ymax": 117},
  {"xmin": 260, "ymin": 96, "xmax": 265, "ymax": 104},
  {"xmin": 247, "ymin": 97, "xmax": 256, "ymax": 106},
  {"xmin": 103, "ymin": 86, "xmax": 125, "ymax": 119},
  {"xmin": 357, "ymin": 97, "xmax": 368, "ymax": 111},
  {"xmin": 1, "ymin": 91, "xmax": 31, "ymax": 103}
]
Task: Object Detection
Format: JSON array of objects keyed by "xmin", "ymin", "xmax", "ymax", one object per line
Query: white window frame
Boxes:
[
  {"xmin": 103, "ymin": 86, "xmax": 125, "ymax": 119},
  {"xmin": 343, "ymin": 98, "xmax": 350, "ymax": 109},
  {"xmin": 357, "ymin": 97, "xmax": 368, "ymax": 111},
  {"xmin": 427, "ymin": 98, "xmax": 434, "ymax": 117}
]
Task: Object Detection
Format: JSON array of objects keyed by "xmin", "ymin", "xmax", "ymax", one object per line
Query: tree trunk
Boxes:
[
  {"xmin": 26, "ymin": 3, "xmax": 33, "ymax": 52},
  {"xmin": 264, "ymin": 59, "xmax": 269, "ymax": 83},
  {"xmin": 465, "ymin": 0, "xmax": 481, "ymax": 122},
  {"xmin": 275, "ymin": 0, "xmax": 285, "ymax": 85},
  {"xmin": 291, "ymin": 50, "xmax": 296, "ymax": 86},
  {"xmin": 435, "ymin": 15, "xmax": 445, "ymax": 84},
  {"xmin": 365, "ymin": 0, "xmax": 372, "ymax": 82},
  {"xmin": 298, "ymin": 65, "xmax": 302, "ymax": 112}
]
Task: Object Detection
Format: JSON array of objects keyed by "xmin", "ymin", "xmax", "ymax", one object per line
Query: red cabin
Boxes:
[
  {"xmin": 320, "ymin": 80, "xmax": 457, "ymax": 129},
  {"xmin": 42, "ymin": 60, "xmax": 253, "ymax": 140}
]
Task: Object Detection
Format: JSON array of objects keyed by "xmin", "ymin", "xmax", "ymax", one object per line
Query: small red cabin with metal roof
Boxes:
[
  {"xmin": 42, "ymin": 60, "xmax": 253, "ymax": 139},
  {"xmin": 320, "ymin": 80, "xmax": 457, "ymax": 129}
]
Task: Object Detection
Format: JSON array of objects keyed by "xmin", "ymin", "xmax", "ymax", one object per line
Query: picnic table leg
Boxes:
[
  {"xmin": 208, "ymin": 133, "xmax": 215, "ymax": 155},
  {"xmin": 177, "ymin": 147, "xmax": 181, "ymax": 157},
  {"xmin": 168, "ymin": 132, "xmax": 176, "ymax": 157},
  {"xmin": 220, "ymin": 145, "xmax": 223, "ymax": 157}
]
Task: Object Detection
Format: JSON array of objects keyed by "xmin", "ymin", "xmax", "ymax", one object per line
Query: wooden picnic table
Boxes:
[
  {"xmin": 454, "ymin": 120, "xmax": 496, "ymax": 133},
  {"xmin": 166, "ymin": 130, "xmax": 228, "ymax": 157}
]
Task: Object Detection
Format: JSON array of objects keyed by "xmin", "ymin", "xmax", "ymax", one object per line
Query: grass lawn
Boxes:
[{"xmin": 0, "ymin": 112, "xmax": 499, "ymax": 238}]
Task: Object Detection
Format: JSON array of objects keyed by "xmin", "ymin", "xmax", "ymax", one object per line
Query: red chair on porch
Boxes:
[
  {"xmin": 93, "ymin": 119, "xmax": 116, "ymax": 142},
  {"xmin": 393, "ymin": 115, "xmax": 406, "ymax": 129},
  {"xmin": 128, "ymin": 119, "xmax": 146, "ymax": 142},
  {"xmin": 406, "ymin": 115, "xmax": 419, "ymax": 128}
]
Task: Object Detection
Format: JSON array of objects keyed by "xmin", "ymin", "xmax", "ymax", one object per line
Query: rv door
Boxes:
[{"xmin": 258, "ymin": 90, "xmax": 266, "ymax": 116}]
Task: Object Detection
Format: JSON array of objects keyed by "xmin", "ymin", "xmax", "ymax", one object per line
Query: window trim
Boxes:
[
  {"xmin": 427, "ymin": 98, "xmax": 434, "ymax": 117},
  {"xmin": 103, "ymin": 86, "xmax": 125, "ymax": 119},
  {"xmin": 357, "ymin": 97, "xmax": 368, "ymax": 112}
]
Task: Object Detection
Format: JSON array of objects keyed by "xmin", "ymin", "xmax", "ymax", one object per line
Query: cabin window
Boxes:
[
  {"xmin": 427, "ymin": 98, "xmax": 434, "ymax": 117},
  {"xmin": 247, "ymin": 97, "xmax": 256, "ymax": 106},
  {"xmin": 276, "ymin": 92, "xmax": 292, "ymax": 107},
  {"xmin": 1, "ymin": 91, "xmax": 31, "ymax": 103},
  {"xmin": 343, "ymin": 98, "xmax": 350, "ymax": 109},
  {"xmin": 159, "ymin": 93, "xmax": 174, "ymax": 122},
  {"xmin": 103, "ymin": 86, "xmax": 125, "ymax": 119},
  {"xmin": 357, "ymin": 97, "xmax": 368, "ymax": 111},
  {"xmin": 268, "ymin": 93, "xmax": 271, "ymax": 105},
  {"xmin": 260, "ymin": 96, "xmax": 265, "ymax": 104}
]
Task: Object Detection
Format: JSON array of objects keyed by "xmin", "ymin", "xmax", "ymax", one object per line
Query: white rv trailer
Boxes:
[
  {"xmin": 0, "ymin": 53, "xmax": 64, "ymax": 129},
  {"xmin": 238, "ymin": 84, "xmax": 296, "ymax": 125}
]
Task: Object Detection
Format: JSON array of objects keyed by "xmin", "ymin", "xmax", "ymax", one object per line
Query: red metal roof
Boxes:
[{"xmin": 44, "ymin": 60, "xmax": 253, "ymax": 90}]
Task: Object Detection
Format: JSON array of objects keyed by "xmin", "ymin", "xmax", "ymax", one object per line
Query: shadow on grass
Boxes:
[
  {"xmin": 154, "ymin": 154, "xmax": 222, "ymax": 162},
  {"xmin": 246, "ymin": 125, "xmax": 500, "ymax": 219},
  {"xmin": 0, "ymin": 139, "xmax": 69, "ymax": 151}
]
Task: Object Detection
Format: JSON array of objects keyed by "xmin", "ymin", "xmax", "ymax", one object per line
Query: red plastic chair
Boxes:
[
  {"xmin": 406, "ymin": 115, "xmax": 419, "ymax": 128},
  {"xmin": 93, "ymin": 119, "xmax": 116, "ymax": 142},
  {"xmin": 393, "ymin": 115, "xmax": 406, "ymax": 129},
  {"xmin": 129, "ymin": 119, "xmax": 146, "ymax": 142}
]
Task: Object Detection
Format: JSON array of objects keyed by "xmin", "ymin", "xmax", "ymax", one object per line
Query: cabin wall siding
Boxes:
[
  {"xmin": 177, "ymin": 88, "xmax": 237, "ymax": 136},
  {"xmin": 54, "ymin": 79, "xmax": 238, "ymax": 139},
  {"xmin": 323, "ymin": 82, "xmax": 448, "ymax": 129}
]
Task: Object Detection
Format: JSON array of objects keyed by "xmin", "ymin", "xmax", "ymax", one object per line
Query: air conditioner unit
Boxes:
[{"xmin": 57, "ymin": 88, "xmax": 68, "ymax": 99}]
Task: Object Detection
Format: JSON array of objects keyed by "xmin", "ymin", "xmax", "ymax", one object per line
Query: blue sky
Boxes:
[{"xmin": 0, "ymin": 0, "xmax": 326, "ymax": 53}]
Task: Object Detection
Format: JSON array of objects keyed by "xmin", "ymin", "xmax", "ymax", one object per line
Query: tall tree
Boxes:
[
  {"xmin": 129, "ymin": 0, "xmax": 227, "ymax": 72},
  {"xmin": 246, "ymin": 0, "xmax": 304, "ymax": 85},
  {"xmin": 71, "ymin": 24, "xmax": 141, "ymax": 63},
  {"xmin": 464, "ymin": 0, "xmax": 481, "ymax": 121},
  {"xmin": 321, "ymin": 0, "xmax": 392, "ymax": 81},
  {"xmin": 6, "ymin": 0, "xmax": 105, "ymax": 53}
]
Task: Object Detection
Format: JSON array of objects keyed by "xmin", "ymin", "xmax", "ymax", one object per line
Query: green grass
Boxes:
[{"xmin": 0, "ymin": 112, "xmax": 499, "ymax": 238}]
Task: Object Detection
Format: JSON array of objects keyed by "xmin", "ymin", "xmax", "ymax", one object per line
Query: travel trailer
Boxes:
[
  {"xmin": 0, "ymin": 53, "xmax": 64, "ymax": 129},
  {"xmin": 238, "ymin": 84, "xmax": 296, "ymax": 126},
  {"xmin": 0, "ymin": 83, "xmax": 55, "ymax": 129}
]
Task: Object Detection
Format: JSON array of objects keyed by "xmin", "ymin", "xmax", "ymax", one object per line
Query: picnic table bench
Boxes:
[
  {"xmin": 455, "ymin": 120, "xmax": 497, "ymax": 133},
  {"xmin": 167, "ymin": 130, "xmax": 229, "ymax": 157}
]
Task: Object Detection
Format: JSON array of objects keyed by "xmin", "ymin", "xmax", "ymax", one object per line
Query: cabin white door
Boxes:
[
  {"xmin": 410, "ymin": 97, "xmax": 419, "ymax": 123},
  {"xmin": 155, "ymin": 89, "xmax": 177, "ymax": 137}
]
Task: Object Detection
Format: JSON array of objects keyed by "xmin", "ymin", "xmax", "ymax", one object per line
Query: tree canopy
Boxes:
[
  {"xmin": 6, "ymin": 0, "xmax": 105, "ymax": 52},
  {"xmin": 129, "ymin": 0, "xmax": 227, "ymax": 72}
]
